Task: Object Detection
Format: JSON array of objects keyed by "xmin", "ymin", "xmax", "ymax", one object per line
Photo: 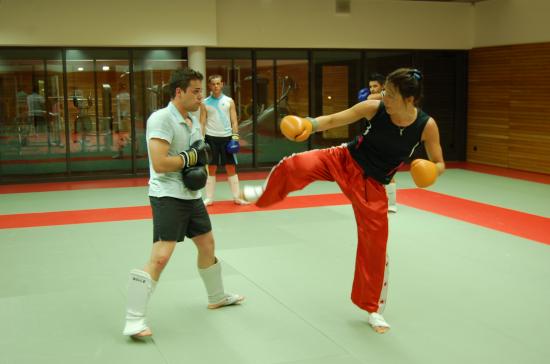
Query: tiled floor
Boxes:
[{"xmin": 0, "ymin": 168, "xmax": 549, "ymax": 364}]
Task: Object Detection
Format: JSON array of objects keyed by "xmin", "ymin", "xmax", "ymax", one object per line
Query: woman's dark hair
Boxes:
[
  {"xmin": 168, "ymin": 68, "xmax": 204, "ymax": 98},
  {"xmin": 386, "ymin": 68, "xmax": 423, "ymax": 106}
]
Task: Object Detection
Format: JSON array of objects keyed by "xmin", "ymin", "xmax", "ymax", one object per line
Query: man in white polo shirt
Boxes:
[{"xmin": 123, "ymin": 68, "xmax": 243, "ymax": 339}]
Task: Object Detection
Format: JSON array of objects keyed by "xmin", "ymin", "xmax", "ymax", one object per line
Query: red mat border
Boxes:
[
  {"xmin": 1, "ymin": 189, "xmax": 548, "ymax": 246},
  {"xmin": 0, "ymin": 171, "xmax": 269, "ymax": 194},
  {"xmin": 1, "ymin": 163, "xmax": 547, "ymax": 194}
]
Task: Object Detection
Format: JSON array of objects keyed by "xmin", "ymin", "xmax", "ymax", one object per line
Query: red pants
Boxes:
[{"xmin": 257, "ymin": 146, "xmax": 390, "ymax": 313}]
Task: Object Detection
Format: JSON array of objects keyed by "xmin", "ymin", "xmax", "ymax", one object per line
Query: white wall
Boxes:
[
  {"xmin": 216, "ymin": 0, "xmax": 474, "ymax": 49},
  {"xmin": 474, "ymin": 0, "xmax": 550, "ymax": 47},
  {"xmin": 3, "ymin": 0, "xmax": 549, "ymax": 50},
  {"xmin": 0, "ymin": 0, "xmax": 473, "ymax": 49},
  {"xmin": 0, "ymin": 0, "xmax": 218, "ymax": 46}
]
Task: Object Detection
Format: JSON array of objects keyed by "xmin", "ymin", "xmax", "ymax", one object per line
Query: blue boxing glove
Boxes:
[
  {"xmin": 358, "ymin": 87, "xmax": 370, "ymax": 102},
  {"xmin": 226, "ymin": 133, "xmax": 240, "ymax": 154}
]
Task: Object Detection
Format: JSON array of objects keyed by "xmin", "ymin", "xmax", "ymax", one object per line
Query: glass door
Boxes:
[
  {"xmin": 255, "ymin": 51, "xmax": 310, "ymax": 167},
  {"xmin": 0, "ymin": 49, "xmax": 66, "ymax": 180},
  {"xmin": 133, "ymin": 49, "xmax": 188, "ymax": 172},
  {"xmin": 204, "ymin": 50, "xmax": 253, "ymax": 168},
  {"xmin": 311, "ymin": 51, "xmax": 362, "ymax": 149},
  {"xmin": 66, "ymin": 49, "xmax": 131, "ymax": 176}
]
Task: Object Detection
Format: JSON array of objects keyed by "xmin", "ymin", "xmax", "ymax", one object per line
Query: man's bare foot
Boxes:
[
  {"xmin": 208, "ymin": 294, "xmax": 245, "ymax": 309},
  {"xmin": 233, "ymin": 198, "xmax": 250, "ymax": 205}
]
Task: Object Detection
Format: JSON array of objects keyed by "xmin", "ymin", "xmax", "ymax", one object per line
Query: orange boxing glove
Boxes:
[
  {"xmin": 410, "ymin": 159, "xmax": 438, "ymax": 188},
  {"xmin": 280, "ymin": 115, "xmax": 318, "ymax": 142}
]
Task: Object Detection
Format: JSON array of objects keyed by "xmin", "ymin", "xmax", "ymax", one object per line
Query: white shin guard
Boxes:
[
  {"xmin": 123, "ymin": 269, "xmax": 156, "ymax": 336},
  {"xmin": 228, "ymin": 174, "xmax": 250, "ymax": 204},
  {"xmin": 198, "ymin": 260, "xmax": 226, "ymax": 304},
  {"xmin": 227, "ymin": 174, "xmax": 241, "ymax": 199},
  {"xmin": 205, "ymin": 176, "xmax": 216, "ymax": 203}
]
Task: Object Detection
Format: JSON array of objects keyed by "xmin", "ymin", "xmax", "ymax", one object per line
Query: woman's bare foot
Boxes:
[
  {"xmin": 131, "ymin": 327, "xmax": 152, "ymax": 339},
  {"xmin": 368, "ymin": 312, "xmax": 390, "ymax": 334}
]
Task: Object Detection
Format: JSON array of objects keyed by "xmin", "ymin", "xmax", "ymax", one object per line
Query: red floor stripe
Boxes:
[
  {"xmin": 451, "ymin": 162, "xmax": 550, "ymax": 184},
  {"xmin": 207, "ymin": 193, "xmax": 351, "ymax": 214},
  {"xmin": 395, "ymin": 161, "xmax": 549, "ymax": 184},
  {"xmin": 0, "ymin": 171, "xmax": 269, "ymax": 194},
  {"xmin": 0, "ymin": 178, "xmax": 150, "ymax": 194},
  {"xmin": 398, "ymin": 189, "xmax": 550, "ymax": 245},
  {"xmin": 1, "ymin": 163, "xmax": 547, "ymax": 194},
  {"xmin": 0, "ymin": 155, "xmax": 144, "ymax": 165},
  {"xmin": 1, "ymin": 190, "xmax": 548, "ymax": 246},
  {"xmin": 0, "ymin": 206, "xmax": 152, "ymax": 229},
  {"xmin": 0, "ymin": 194, "xmax": 350, "ymax": 229}
]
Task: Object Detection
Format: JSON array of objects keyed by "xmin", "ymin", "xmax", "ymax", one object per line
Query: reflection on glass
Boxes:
[
  {"xmin": 66, "ymin": 49, "xmax": 132, "ymax": 175},
  {"xmin": 253, "ymin": 60, "xmax": 274, "ymax": 141},
  {"xmin": 322, "ymin": 65, "xmax": 349, "ymax": 139},
  {"xmin": 255, "ymin": 58, "xmax": 309, "ymax": 166},
  {"xmin": 47, "ymin": 66, "xmax": 65, "ymax": 150},
  {"xmin": 0, "ymin": 52, "xmax": 66, "ymax": 179},
  {"xmin": 67, "ymin": 60, "xmax": 95, "ymax": 154},
  {"xmin": 311, "ymin": 50, "xmax": 361, "ymax": 149},
  {"xmin": 205, "ymin": 59, "xmax": 253, "ymax": 167},
  {"xmin": 95, "ymin": 60, "xmax": 131, "ymax": 160},
  {"xmin": 133, "ymin": 54, "xmax": 188, "ymax": 171}
]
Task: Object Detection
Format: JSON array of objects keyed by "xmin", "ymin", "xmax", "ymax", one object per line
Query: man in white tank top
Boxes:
[{"xmin": 200, "ymin": 75, "xmax": 248, "ymax": 205}]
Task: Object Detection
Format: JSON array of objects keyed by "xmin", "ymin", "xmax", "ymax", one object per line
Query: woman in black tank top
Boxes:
[{"xmin": 241, "ymin": 68, "xmax": 446, "ymax": 334}]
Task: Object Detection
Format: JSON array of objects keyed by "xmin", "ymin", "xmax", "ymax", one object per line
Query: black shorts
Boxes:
[
  {"xmin": 149, "ymin": 197, "xmax": 212, "ymax": 243},
  {"xmin": 205, "ymin": 135, "xmax": 236, "ymax": 166}
]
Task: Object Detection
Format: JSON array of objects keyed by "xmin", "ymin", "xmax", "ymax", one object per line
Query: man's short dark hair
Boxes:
[
  {"xmin": 368, "ymin": 73, "xmax": 385, "ymax": 85},
  {"xmin": 168, "ymin": 68, "xmax": 203, "ymax": 98}
]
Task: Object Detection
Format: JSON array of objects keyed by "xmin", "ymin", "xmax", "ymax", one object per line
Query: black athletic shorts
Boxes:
[
  {"xmin": 149, "ymin": 197, "xmax": 212, "ymax": 243},
  {"xmin": 205, "ymin": 135, "xmax": 236, "ymax": 166}
]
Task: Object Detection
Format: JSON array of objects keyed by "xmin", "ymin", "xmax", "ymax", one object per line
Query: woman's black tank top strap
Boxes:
[{"xmin": 347, "ymin": 101, "xmax": 430, "ymax": 185}]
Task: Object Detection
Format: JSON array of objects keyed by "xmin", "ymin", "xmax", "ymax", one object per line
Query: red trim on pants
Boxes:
[{"xmin": 256, "ymin": 146, "xmax": 389, "ymax": 313}]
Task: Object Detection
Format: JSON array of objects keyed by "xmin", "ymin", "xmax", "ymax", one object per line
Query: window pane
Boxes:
[
  {"xmin": 205, "ymin": 58, "xmax": 253, "ymax": 167},
  {"xmin": 66, "ymin": 49, "xmax": 132, "ymax": 176},
  {"xmin": 133, "ymin": 50, "xmax": 187, "ymax": 172},
  {"xmin": 321, "ymin": 65, "xmax": 349, "ymax": 139},
  {"xmin": 311, "ymin": 51, "xmax": 361, "ymax": 149},
  {"xmin": 0, "ymin": 50, "xmax": 66, "ymax": 180},
  {"xmin": 255, "ymin": 56, "xmax": 310, "ymax": 166}
]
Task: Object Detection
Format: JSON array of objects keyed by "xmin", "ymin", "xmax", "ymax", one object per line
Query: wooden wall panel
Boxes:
[
  {"xmin": 468, "ymin": 46, "xmax": 510, "ymax": 167},
  {"xmin": 468, "ymin": 43, "xmax": 550, "ymax": 174},
  {"xmin": 508, "ymin": 43, "xmax": 550, "ymax": 173},
  {"xmin": 321, "ymin": 65, "xmax": 349, "ymax": 139}
]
